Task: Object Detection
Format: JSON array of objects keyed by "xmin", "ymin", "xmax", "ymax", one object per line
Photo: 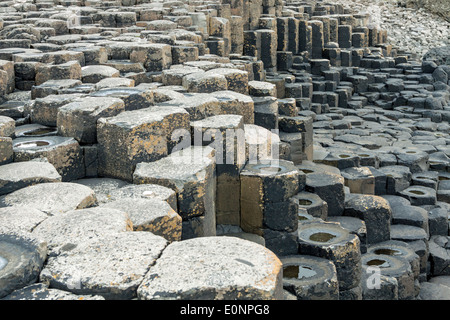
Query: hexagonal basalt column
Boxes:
[
  {"xmin": 100, "ymin": 198, "xmax": 182, "ymax": 242},
  {"xmin": 344, "ymin": 194, "xmax": 392, "ymax": 245},
  {"xmin": 297, "ymin": 220, "xmax": 362, "ymax": 291},
  {"xmin": 191, "ymin": 115, "xmax": 246, "ymax": 226},
  {"xmin": 12, "ymin": 136, "xmax": 85, "ymax": 182},
  {"xmin": 97, "ymin": 106, "xmax": 190, "ymax": 182},
  {"xmin": 361, "ymin": 252, "xmax": 415, "ymax": 300},
  {"xmin": 137, "ymin": 236, "xmax": 283, "ymax": 300},
  {"xmin": 240, "ymin": 160, "xmax": 301, "ymax": 231},
  {"xmin": 281, "ymin": 255, "xmax": 339, "ymax": 300},
  {"xmin": 57, "ymin": 97, "xmax": 125, "ymax": 144},
  {"xmin": 305, "ymin": 172, "xmax": 345, "ymax": 216},
  {"xmin": 133, "ymin": 146, "xmax": 216, "ymax": 239},
  {"xmin": 40, "ymin": 232, "xmax": 168, "ymax": 300}
]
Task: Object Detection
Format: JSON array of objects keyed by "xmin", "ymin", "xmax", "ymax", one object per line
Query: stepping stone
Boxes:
[
  {"xmin": 390, "ymin": 224, "xmax": 428, "ymax": 243},
  {"xmin": 398, "ymin": 185, "xmax": 437, "ymax": 206},
  {"xmin": 292, "ymin": 192, "xmax": 328, "ymax": 221},
  {"xmin": 0, "ymin": 182, "xmax": 97, "ymax": 216},
  {"xmin": 281, "ymin": 255, "xmax": 339, "ymax": 300},
  {"xmin": 328, "ymin": 216, "xmax": 367, "ymax": 253},
  {"xmin": 106, "ymin": 184, "xmax": 177, "ymax": 211},
  {"xmin": 40, "ymin": 232, "xmax": 168, "ymax": 300},
  {"xmin": 367, "ymin": 240, "xmax": 421, "ymax": 280},
  {"xmin": 57, "ymin": 96, "xmax": 125, "ymax": 144},
  {"xmin": 90, "ymin": 87, "xmax": 153, "ymax": 111},
  {"xmin": 97, "ymin": 106, "xmax": 190, "ymax": 181},
  {"xmin": 0, "ymin": 207, "xmax": 48, "ymax": 234},
  {"xmin": 100, "ymin": 198, "xmax": 182, "ymax": 242},
  {"xmin": 28, "ymin": 93, "xmax": 84, "ymax": 127},
  {"xmin": 0, "ymin": 160, "xmax": 61, "ymax": 195},
  {"xmin": 137, "ymin": 236, "xmax": 283, "ymax": 300},
  {"xmin": 31, "ymin": 207, "xmax": 133, "ymax": 255},
  {"xmin": 391, "ymin": 205, "xmax": 429, "ymax": 236},
  {"xmin": 73, "ymin": 178, "xmax": 129, "ymax": 204},
  {"xmin": 94, "ymin": 77, "xmax": 135, "ymax": 90},
  {"xmin": 81, "ymin": 65, "xmax": 120, "ymax": 83},
  {"xmin": 297, "ymin": 220, "xmax": 361, "ymax": 291},
  {"xmin": 305, "ymin": 171, "xmax": 345, "ymax": 216},
  {"xmin": 417, "ymin": 282, "xmax": 450, "ymax": 300},
  {"xmin": 240, "ymin": 160, "xmax": 300, "ymax": 240},
  {"xmin": 0, "ymin": 232, "xmax": 47, "ymax": 299},
  {"xmin": 134, "ymin": 146, "xmax": 216, "ymax": 239},
  {"xmin": 12, "ymin": 136, "xmax": 84, "ymax": 181},
  {"xmin": 428, "ymin": 236, "xmax": 450, "ymax": 276},
  {"xmin": 3, "ymin": 283, "xmax": 105, "ymax": 300},
  {"xmin": 361, "ymin": 252, "xmax": 415, "ymax": 300}
]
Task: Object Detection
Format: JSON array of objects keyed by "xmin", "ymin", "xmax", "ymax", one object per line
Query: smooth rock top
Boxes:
[
  {"xmin": 0, "ymin": 182, "xmax": 97, "ymax": 215},
  {"xmin": 137, "ymin": 236, "xmax": 283, "ymax": 300}
]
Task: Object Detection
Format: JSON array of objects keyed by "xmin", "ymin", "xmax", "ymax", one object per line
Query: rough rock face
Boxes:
[
  {"xmin": 423, "ymin": 46, "xmax": 450, "ymax": 66},
  {"xmin": 402, "ymin": 0, "xmax": 450, "ymax": 23}
]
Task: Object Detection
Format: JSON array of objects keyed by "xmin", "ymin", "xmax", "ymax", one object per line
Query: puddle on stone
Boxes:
[
  {"xmin": 409, "ymin": 190, "xmax": 425, "ymax": 195},
  {"xmin": 373, "ymin": 248, "xmax": 402, "ymax": 256},
  {"xmin": 406, "ymin": 151, "xmax": 417, "ymax": 154},
  {"xmin": 339, "ymin": 154, "xmax": 351, "ymax": 158},
  {"xmin": 283, "ymin": 265, "xmax": 317, "ymax": 280},
  {"xmin": 0, "ymin": 256, "xmax": 7, "ymax": 271},
  {"xmin": 438, "ymin": 176, "xmax": 449, "ymax": 181},
  {"xmin": 298, "ymin": 199, "xmax": 313, "ymax": 206},
  {"xmin": 23, "ymin": 128, "xmax": 56, "ymax": 136},
  {"xmin": 367, "ymin": 259, "xmax": 390, "ymax": 268},
  {"xmin": 258, "ymin": 166, "xmax": 282, "ymax": 173},
  {"xmin": 309, "ymin": 232, "xmax": 336, "ymax": 242},
  {"xmin": 298, "ymin": 215, "xmax": 309, "ymax": 221},
  {"xmin": 14, "ymin": 141, "xmax": 50, "ymax": 149},
  {"xmin": 301, "ymin": 169, "xmax": 314, "ymax": 174},
  {"xmin": 358, "ymin": 154, "xmax": 370, "ymax": 157}
]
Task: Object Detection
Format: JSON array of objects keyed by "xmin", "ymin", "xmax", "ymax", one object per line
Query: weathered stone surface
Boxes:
[
  {"xmin": 3, "ymin": 283, "xmax": 105, "ymax": 300},
  {"xmin": 0, "ymin": 182, "xmax": 96, "ymax": 216},
  {"xmin": 0, "ymin": 207, "xmax": 48, "ymax": 234},
  {"xmin": 97, "ymin": 106, "xmax": 190, "ymax": 182},
  {"xmin": 344, "ymin": 194, "xmax": 392, "ymax": 244},
  {"xmin": 57, "ymin": 96, "xmax": 125, "ymax": 144},
  {"xmin": 0, "ymin": 160, "xmax": 61, "ymax": 195},
  {"xmin": 12, "ymin": 136, "xmax": 85, "ymax": 181},
  {"xmin": 137, "ymin": 236, "xmax": 283, "ymax": 300},
  {"xmin": 31, "ymin": 207, "xmax": 133, "ymax": 255},
  {"xmin": 100, "ymin": 198, "xmax": 182, "ymax": 242},
  {"xmin": 0, "ymin": 232, "xmax": 47, "ymax": 299},
  {"xmin": 40, "ymin": 232, "xmax": 168, "ymax": 300}
]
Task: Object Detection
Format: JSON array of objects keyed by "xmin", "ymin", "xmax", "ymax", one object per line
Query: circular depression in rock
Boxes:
[
  {"xmin": 309, "ymin": 232, "xmax": 337, "ymax": 243},
  {"xmin": 366, "ymin": 258, "xmax": 391, "ymax": 268},
  {"xmin": 283, "ymin": 265, "xmax": 318, "ymax": 280},
  {"xmin": 408, "ymin": 190, "xmax": 425, "ymax": 195},
  {"xmin": 254, "ymin": 164, "xmax": 285, "ymax": 173},
  {"xmin": 373, "ymin": 248, "xmax": 402, "ymax": 256},
  {"xmin": 13, "ymin": 140, "xmax": 50, "ymax": 149},
  {"xmin": 298, "ymin": 199, "xmax": 313, "ymax": 206},
  {"xmin": 22, "ymin": 128, "xmax": 57, "ymax": 137}
]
